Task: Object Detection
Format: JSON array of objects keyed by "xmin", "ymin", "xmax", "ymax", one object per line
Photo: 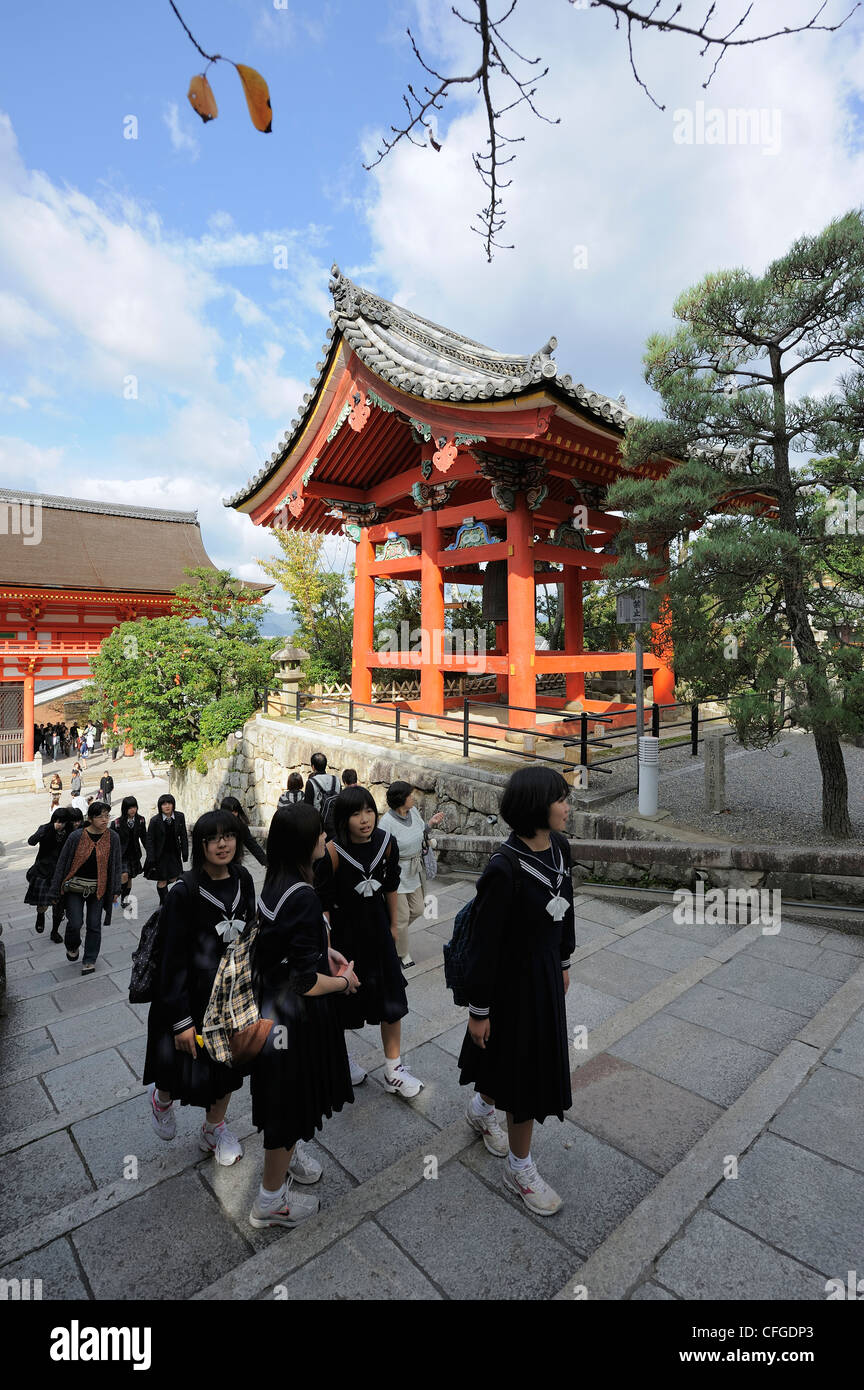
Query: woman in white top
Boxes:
[{"xmin": 379, "ymin": 781, "xmax": 444, "ymax": 967}]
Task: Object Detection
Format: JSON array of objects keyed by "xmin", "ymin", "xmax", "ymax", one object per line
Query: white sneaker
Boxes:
[
  {"xmin": 400, "ymin": 953, "xmax": 415, "ymax": 968},
  {"xmin": 288, "ymin": 1143, "xmax": 323, "ymax": 1185},
  {"xmin": 466, "ymin": 1100, "xmax": 508, "ymax": 1156},
  {"xmin": 249, "ymin": 1175, "xmax": 320, "ymax": 1229},
  {"xmin": 502, "ymin": 1160, "xmax": 562, "ymax": 1216},
  {"xmin": 348, "ymin": 1056, "xmax": 367, "ymax": 1087},
  {"xmin": 382, "ymin": 1062, "xmax": 423, "ymax": 1099},
  {"xmin": 199, "ymin": 1120, "xmax": 243, "ymax": 1166},
  {"xmin": 149, "ymin": 1084, "xmax": 176, "ymax": 1141}
]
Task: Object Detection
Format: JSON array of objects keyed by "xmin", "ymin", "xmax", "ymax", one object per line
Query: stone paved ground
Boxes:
[{"xmin": 2, "ymin": 770, "xmax": 864, "ymax": 1301}]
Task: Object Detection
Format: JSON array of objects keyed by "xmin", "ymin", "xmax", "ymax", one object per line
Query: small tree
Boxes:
[
  {"xmin": 257, "ymin": 531, "xmax": 354, "ymax": 684},
  {"xmin": 612, "ymin": 210, "xmax": 864, "ymax": 837},
  {"xmin": 89, "ymin": 568, "xmax": 280, "ymax": 766}
]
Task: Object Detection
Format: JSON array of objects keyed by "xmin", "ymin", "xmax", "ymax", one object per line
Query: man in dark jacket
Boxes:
[
  {"xmin": 99, "ymin": 772, "xmax": 114, "ymax": 807},
  {"xmin": 143, "ymin": 795, "xmax": 189, "ymax": 904}
]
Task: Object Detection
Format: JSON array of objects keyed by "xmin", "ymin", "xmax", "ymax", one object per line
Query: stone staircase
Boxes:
[{"xmin": 2, "ymin": 840, "xmax": 864, "ymax": 1301}]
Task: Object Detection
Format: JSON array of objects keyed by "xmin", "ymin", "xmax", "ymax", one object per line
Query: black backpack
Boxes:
[
  {"xmin": 309, "ymin": 773, "xmax": 339, "ymax": 820},
  {"xmin": 443, "ymin": 845, "xmax": 522, "ymax": 1007},
  {"xmin": 128, "ymin": 871, "xmax": 195, "ymax": 1003}
]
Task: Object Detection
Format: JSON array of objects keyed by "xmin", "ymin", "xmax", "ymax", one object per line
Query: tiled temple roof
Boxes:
[{"xmin": 226, "ymin": 266, "xmax": 634, "ymax": 508}]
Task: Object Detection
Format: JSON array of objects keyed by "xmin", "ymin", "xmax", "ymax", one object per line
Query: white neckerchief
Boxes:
[
  {"xmin": 199, "ymin": 874, "xmax": 246, "ymax": 943},
  {"xmin": 509, "ymin": 839, "xmax": 570, "ymax": 921},
  {"xmin": 334, "ymin": 829, "xmax": 391, "ymax": 897}
]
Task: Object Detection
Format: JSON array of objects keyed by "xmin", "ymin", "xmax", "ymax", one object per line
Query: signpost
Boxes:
[{"xmin": 616, "ymin": 589, "xmax": 656, "ymax": 796}]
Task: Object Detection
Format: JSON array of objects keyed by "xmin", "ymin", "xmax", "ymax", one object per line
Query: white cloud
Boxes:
[
  {"xmin": 163, "ymin": 103, "xmax": 200, "ymax": 159},
  {"xmin": 363, "ymin": 0, "xmax": 864, "ymax": 418},
  {"xmin": 0, "ymin": 435, "xmax": 64, "ymax": 476},
  {"xmin": 232, "ymin": 343, "xmax": 307, "ymax": 419}
]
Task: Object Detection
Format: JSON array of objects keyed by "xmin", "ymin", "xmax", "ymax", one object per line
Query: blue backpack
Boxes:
[{"xmin": 443, "ymin": 845, "xmax": 522, "ymax": 1007}]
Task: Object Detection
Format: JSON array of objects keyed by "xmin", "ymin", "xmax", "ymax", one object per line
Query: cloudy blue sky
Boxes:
[{"xmin": 1, "ymin": 0, "xmax": 863, "ymax": 612}]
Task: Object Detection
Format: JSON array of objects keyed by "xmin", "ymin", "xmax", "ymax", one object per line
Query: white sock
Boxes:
[
  {"xmin": 203, "ymin": 1119, "xmax": 224, "ymax": 1133},
  {"xmin": 471, "ymin": 1093, "xmax": 494, "ymax": 1117},
  {"xmin": 259, "ymin": 1183, "xmax": 284, "ymax": 1205},
  {"xmin": 384, "ymin": 1056, "xmax": 401, "ymax": 1078},
  {"xmin": 508, "ymin": 1150, "xmax": 532, "ymax": 1171}
]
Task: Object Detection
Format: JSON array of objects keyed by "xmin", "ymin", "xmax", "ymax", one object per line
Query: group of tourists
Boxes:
[
  {"xmin": 24, "ymin": 753, "xmax": 576, "ymax": 1225},
  {"xmin": 34, "ymin": 721, "xmax": 101, "ymax": 761}
]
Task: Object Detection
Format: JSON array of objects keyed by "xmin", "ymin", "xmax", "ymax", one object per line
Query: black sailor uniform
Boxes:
[
  {"xmin": 250, "ymin": 874, "xmax": 353, "ymax": 1150},
  {"xmin": 24, "ymin": 823, "xmax": 68, "ymax": 911},
  {"xmin": 143, "ymin": 812, "xmax": 188, "ymax": 882},
  {"xmin": 112, "ymin": 812, "xmax": 147, "ymax": 880},
  {"xmin": 457, "ymin": 831, "xmax": 576, "ymax": 1125},
  {"xmin": 142, "ymin": 865, "xmax": 253, "ymax": 1108},
  {"xmin": 314, "ymin": 827, "xmax": 407, "ymax": 1029}
]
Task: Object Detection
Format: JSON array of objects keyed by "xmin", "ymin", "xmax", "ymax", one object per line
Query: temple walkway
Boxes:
[{"xmin": 2, "ymin": 825, "xmax": 864, "ymax": 1300}]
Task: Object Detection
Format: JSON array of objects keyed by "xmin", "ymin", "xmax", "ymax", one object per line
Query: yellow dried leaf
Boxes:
[
  {"xmin": 235, "ymin": 63, "xmax": 272, "ymax": 133},
  {"xmin": 188, "ymin": 73, "xmax": 218, "ymax": 123}
]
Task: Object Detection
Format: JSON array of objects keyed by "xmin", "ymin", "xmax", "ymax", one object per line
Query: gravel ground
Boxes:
[{"xmin": 588, "ymin": 727, "xmax": 864, "ymax": 846}]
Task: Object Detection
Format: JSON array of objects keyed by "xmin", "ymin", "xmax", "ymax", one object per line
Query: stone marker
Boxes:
[{"xmin": 704, "ymin": 731, "xmax": 726, "ymax": 813}]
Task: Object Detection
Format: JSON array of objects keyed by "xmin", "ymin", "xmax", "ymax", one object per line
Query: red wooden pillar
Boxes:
[
  {"xmin": 420, "ymin": 508, "xmax": 444, "ymax": 715},
  {"xmin": 564, "ymin": 565, "xmax": 585, "ymax": 703},
  {"xmin": 506, "ymin": 496, "xmax": 536, "ymax": 729},
  {"xmin": 23, "ymin": 672, "xmax": 35, "ymax": 761},
  {"xmin": 351, "ymin": 528, "xmax": 374, "ymax": 706},
  {"xmin": 495, "ymin": 621, "xmax": 509, "ymax": 700},
  {"xmin": 651, "ymin": 544, "xmax": 675, "ymax": 706}
]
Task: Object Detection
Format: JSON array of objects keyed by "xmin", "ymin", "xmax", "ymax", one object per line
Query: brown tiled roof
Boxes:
[{"xmin": 0, "ymin": 489, "xmax": 251, "ymax": 594}]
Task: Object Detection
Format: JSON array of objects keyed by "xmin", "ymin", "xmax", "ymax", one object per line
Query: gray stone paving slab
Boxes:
[
  {"xmin": 709, "ymin": 1133, "xmax": 864, "ymax": 1277},
  {"xmin": 425, "ymin": 918, "xmax": 456, "ymax": 941},
  {"xmin": 315, "ymin": 1073, "xmax": 437, "ymax": 1183},
  {"xmin": 0, "ymin": 1027, "xmax": 58, "ymax": 1072},
  {"xmin": 102, "ymin": 947, "xmax": 136, "ymax": 970},
  {"xmin": 0, "ymin": 1236, "xmax": 92, "ymax": 1301},
  {"xmin": 654, "ymin": 1209, "xmax": 827, "ymax": 1300},
  {"xmin": 817, "ymin": 930, "xmax": 864, "ymax": 956},
  {"xmin": 649, "ymin": 916, "xmax": 733, "ymax": 947},
  {"xmin": 706, "ymin": 954, "xmax": 839, "ymax": 1016},
  {"xmin": 5, "ymin": 969, "xmax": 60, "ymax": 998},
  {"xmin": 570, "ymin": 897, "xmax": 636, "ymax": 928},
  {"xmin": 806, "ymin": 950, "xmax": 861, "ymax": 982},
  {"xmin": 350, "ymin": 1009, "xmax": 438, "ymax": 1057},
  {"xmin": 567, "ymin": 1053, "xmax": 723, "ymax": 1174},
  {"xmin": 47, "ymin": 1001, "xmax": 142, "ymax": 1052},
  {"xmin": 41, "ymin": 1048, "xmax": 139, "ymax": 1113},
  {"xmin": 53, "ymin": 975, "xmax": 125, "ymax": 1013},
  {"xmin": 71, "ymin": 1171, "xmax": 253, "ymax": 1300},
  {"xmin": 664, "ymin": 983, "xmax": 805, "ymax": 1054},
  {"xmin": 116, "ymin": 1036, "xmax": 147, "ymax": 1076},
  {"xmin": 630, "ymin": 1281, "xmax": 678, "ymax": 1299},
  {"xmin": 463, "ymin": 1115, "xmax": 658, "ymax": 1259},
  {"xmin": 262, "ymin": 1218, "xmax": 442, "ymax": 1300},
  {"xmin": 769, "ymin": 1066, "xmax": 864, "ymax": 1174},
  {"xmin": 3, "ymin": 993, "xmax": 62, "ymax": 1030},
  {"xmin": 70, "ymin": 1089, "xmax": 249, "ymax": 1188},
  {"xmin": 571, "ymin": 948, "xmax": 675, "ymax": 1002},
  {"xmin": 608, "ymin": 1013, "xmax": 775, "ymax": 1107},
  {"xmin": 606, "ymin": 927, "xmax": 711, "ymax": 971},
  {"xmin": 200, "ymin": 1131, "xmax": 356, "ymax": 1251},
  {"xmin": 772, "ymin": 920, "xmax": 829, "ymax": 944},
  {"xmin": 430, "ymin": 1021, "xmax": 465, "ymax": 1059},
  {"xmin": 824, "ymin": 1011, "xmax": 864, "ymax": 1079},
  {"xmin": 0, "ymin": 1077, "xmax": 56, "ymax": 1137},
  {"xmin": 745, "ymin": 935, "xmax": 826, "ymax": 970},
  {"xmin": 404, "ymin": 965, "xmax": 466, "ymax": 1027},
  {"xmin": 0, "ymin": 1130, "xmax": 93, "ymax": 1239},
  {"xmin": 3, "ymin": 937, "xmax": 38, "ymax": 961},
  {"xmin": 3, "ymin": 956, "xmax": 37, "ymax": 980},
  {"xmin": 401, "ymin": 927, "xmax": 444, "ymax": 967},
  {"xmin": 571, "ymin": 919, "xmax": 621, "ymax": 950},
  {"xmin": 378, "ymin": 1158, "xmax": 573, "ymax": 1300},
  {"xmin": 566, "ymin": 980, "xmax": 626, "ymax": 1033},
  {"xmin": 370, "ymin": 1040, "xmax": 469, "ymax": 1131}
]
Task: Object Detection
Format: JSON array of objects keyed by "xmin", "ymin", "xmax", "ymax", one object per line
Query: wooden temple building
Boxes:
[
  {"xmin": 228, "ymin": 267, "xmax": 677, "ymax": 732},
  {"xmin": 0, "ymin": 490, "xmax": 223, "ymax": 762}
]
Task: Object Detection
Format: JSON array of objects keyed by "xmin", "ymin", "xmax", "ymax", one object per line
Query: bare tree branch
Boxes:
[{"xmin": 368, "ymin": 0, "xmax": 857, "ymax": 258}]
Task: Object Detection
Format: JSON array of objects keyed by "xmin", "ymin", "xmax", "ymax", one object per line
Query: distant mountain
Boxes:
[{"xmin": 259, "ymin": 612, "xmax": 296, "ymax": 639}]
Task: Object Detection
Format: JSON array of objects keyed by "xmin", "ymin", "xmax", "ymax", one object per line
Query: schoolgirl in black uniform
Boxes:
[
  {"xmin": 315, "ymin": 786, "xmax": 423, "ymax": 1098},
  {"xmin": 25, "ymin": 808, "xmax": 72, "ymax": 940},
  {"xmin": 458, "ymin": 766, "xmax": 575, "ymax": 1217},
  {"xmin": 143, "ymin": 795, "xmax": 189, "ymax": 904},
  {"xmin": 248, "ymin": 803, "xmax": 357, "ymax": 1229},
  {"xmin": 143, "ymin": 809, "xmax": 253, "ymax": 1165},
  {"xmin": 111, "ymin": 796, "xmax": 147, "ymax": 907},
  {"xmin": 219, "ymin": 796, "xmax": 267, "ymax": 866}
]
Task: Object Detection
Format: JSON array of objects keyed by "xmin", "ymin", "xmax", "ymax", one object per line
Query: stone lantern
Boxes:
[{"xmin": 270, "ymin": 643, "xmax": 309, "ymax": 715}]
